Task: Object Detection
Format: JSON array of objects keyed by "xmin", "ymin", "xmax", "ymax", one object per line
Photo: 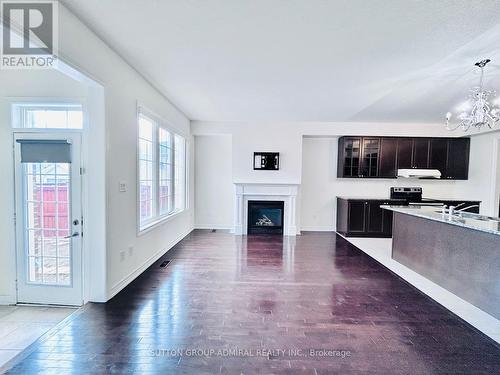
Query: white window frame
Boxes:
[
  {"xmin": 137, "ymin": 106, "xmax": 187, "ymax": 233},
  {"xmin": 11, "ymin": 100, "xmax": 85, "ymax": 130}
]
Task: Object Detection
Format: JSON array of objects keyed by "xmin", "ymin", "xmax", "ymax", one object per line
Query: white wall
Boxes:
[
  {"xmin": 192, "ymin": 121, "xmax": 499, "ymax": 231},
  {"xmin": 193, "ymin": 122, "xmax": 306, "ymax": 184},
  {"xmin": 459, "ymin": 131, "xmax": 500, "ymax": 217},
  {"xmin": 55, "ymin": 4, "xmax": 194, "ymax": 299},
  {"xmin": 231, "ymin": 126, "xmax": 302, "ymax": 184},
  {"xmin": 0, "ymin": 69, "xmax": 89, "ymax": 304},
  {"xmin": 194, "ymin": 135, "xmax": 233, "ymax": 229}
]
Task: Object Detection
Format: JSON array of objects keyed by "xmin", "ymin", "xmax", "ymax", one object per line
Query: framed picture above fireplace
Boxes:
[{"xmin": 254, "ymin": 152, "xmax": 279, "ymax": 170}]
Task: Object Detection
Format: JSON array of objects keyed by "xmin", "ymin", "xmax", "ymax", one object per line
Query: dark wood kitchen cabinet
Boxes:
[
  {"xmin": 336, "ymin": 197, "xmax": 481, "ymax": 238},
  {"xmin": 445, "ymin": 138, "xmax": 470, "ymax": 180},
  {"xmin": 397, "ymin": 138, "xmax": 431, "ymax": 169},
  {"xmin": 338, "ymin": 136, "xmax": 383, "ymax": 178},
  {"xmin": 338, "ymin": 137, "xmax": 362, "ymax": 177},
  {"xmin": 396, "ymin": 138, "xmax": 413, "ymax": 170},
  {"xmin": 360, "ymin": 138, "xmax": 381, "ymax": 177},
  {"xmin": 337, "ymin": 136, "xmax": 470, "ymax": 180},
  {"xmin": 379, "ymin": 138, "xmax": 398, "ymax": 177},
  {"xmin": 429, "ymin": 138, "xmax": 448, "ymax": 175},
  {"xmin": 345, "ymin": 200, "xmax": 366, "ymax": 233},
  {"xmin": 412, "ymin": 138, "xmax": 431, "ymax": 169},
  {"xmin": 336, "ymin": 198, "xmax": 396, "ymax": 238},
  {"xmin": 366, "ymin": 201, "xmax": 394, "ymax": 236},
  {"xmin": 429, "ymin": 138, "xmax": 470, "ymax": 180}
]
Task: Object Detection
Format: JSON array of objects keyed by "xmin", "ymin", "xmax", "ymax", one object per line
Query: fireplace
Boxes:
[
  {"xmin": 247, "ymin": 200, "xmax": 284, "ymax": 235},
  {"xmin": 233, "ymin": 183, "xmax": 298, "ymax": 236}
]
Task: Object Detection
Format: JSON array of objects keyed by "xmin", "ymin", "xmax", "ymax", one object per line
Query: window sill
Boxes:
[{"xmin": 138, "ymin": 209, "xmax": 186, "ymax": 236}]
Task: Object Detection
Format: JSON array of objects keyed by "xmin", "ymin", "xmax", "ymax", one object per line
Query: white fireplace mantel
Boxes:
[{"xmin": 233, "ymin": 183, "xmax": 299, "ymax": 236}]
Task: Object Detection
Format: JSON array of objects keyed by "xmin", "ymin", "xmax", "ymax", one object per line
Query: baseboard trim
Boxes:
[
  {"xmin": 300, "ymin": 226, "xmax": 335, "ymax": 232},
  {"xmin": 0, "ymin": 295, "xmax": 16, "ymax": 305},
  {"xmin": 194, "ymin": 224, "xmax": 232, "ymax": 230},
  {"xmin": 108, "ymin": 227, "xmax": 194, "ymax": 300}
]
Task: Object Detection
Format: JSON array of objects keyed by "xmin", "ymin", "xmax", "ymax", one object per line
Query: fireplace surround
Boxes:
[{"xmin": 233, "ymin": 183, "xmax": 299, "ymax": 236}]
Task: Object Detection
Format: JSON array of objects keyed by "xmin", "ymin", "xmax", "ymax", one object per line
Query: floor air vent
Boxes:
[{"xmin": 159, "ymin": 260, "xmax": 171, "ymax": 268}]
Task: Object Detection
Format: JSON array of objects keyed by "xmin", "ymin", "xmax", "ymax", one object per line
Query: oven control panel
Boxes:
[
  {"xmin": 391, "ymin": 187, "xmax": 422, "ymax": 193},
  {"xmin": 390, "ymin": 187, "xmax": 423, "ymax": 201}
]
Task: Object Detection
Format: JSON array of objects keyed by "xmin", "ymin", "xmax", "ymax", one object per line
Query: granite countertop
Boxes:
[
  {"xmin": 382, "ymin": 205, "xmax": 500, "ymax": 236},
  {"xmin": 337, "ymin": 196, "xmax": 480, "ymax": 202},
  {"xmin": 337, "ymin": 196, "xmax": 406, "ymax": 201},
  {"xmin": 418, "ymin": 198, "xmax": 482, "ymax": 202}
]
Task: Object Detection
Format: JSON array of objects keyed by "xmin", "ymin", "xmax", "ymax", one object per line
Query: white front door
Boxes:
[{"xmin": 14, "ymin": 133, "xmax": 83, "ymax": 306}]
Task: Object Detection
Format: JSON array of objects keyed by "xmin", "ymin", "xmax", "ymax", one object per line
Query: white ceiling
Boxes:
[{"xmin": 61, "ymin": 0, "xmax": 500, "ymax": 123}]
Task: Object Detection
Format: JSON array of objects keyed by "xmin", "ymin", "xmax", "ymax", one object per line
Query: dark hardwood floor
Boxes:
[{"xmin": 2, "ymin": 231, "xmax": 499, "ymax": 374}]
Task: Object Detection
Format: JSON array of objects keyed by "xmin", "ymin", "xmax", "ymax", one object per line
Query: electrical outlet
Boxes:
[
  {"xmin": 128, "ymin": 246, "xmax": 133, "ymax": 257},
  {"xmin": 120, "ymin": 250, "xmax": 126, "ymax": 261}
]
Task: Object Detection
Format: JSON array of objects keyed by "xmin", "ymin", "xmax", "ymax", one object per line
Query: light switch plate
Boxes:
[{"xmin": 119, "ymin": 181, "xmax": 127, "ymax": 192}]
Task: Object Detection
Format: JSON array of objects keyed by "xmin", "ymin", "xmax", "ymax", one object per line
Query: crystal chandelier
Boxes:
[{"xmin": 445, "ymin": 59, "xmax": 500, "ymax": 132}]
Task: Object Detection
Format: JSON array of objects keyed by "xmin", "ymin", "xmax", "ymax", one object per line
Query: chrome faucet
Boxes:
[
  {"xmin": 441, "ymin": 205, "xmax": 447, "ymax": 215},
  {"xmin": 455, "ymin": 205, "xmax": 480, "ymax": 215},
  {"xmin": 448, "ymin": 206, "xmax": 455, "ymax": 216},
  {"xmin": 441, "ymin": 204, "xmax": 480, "ymax": 217},
  {"xmin": 455, "ymin": 204, "xmax": 480, "ymax": 213}
]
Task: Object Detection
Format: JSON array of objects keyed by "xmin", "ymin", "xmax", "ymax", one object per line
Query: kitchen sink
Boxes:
[
  {"xmin": 434, "ymin": 210, "xmax": 500, "ymax": 223},
  {"xmin": 455, "ymin": 213, "xmax": 500, "ymax": 222}
]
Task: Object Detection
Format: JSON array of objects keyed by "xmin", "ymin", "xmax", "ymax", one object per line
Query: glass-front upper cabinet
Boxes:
[
  {"xmin": 339, "ymin": 137, "xmax": 362, "ymax": 177},
  {"xmin": 360, "ymin": 138, "xmax": 380, "ymax": 177}
]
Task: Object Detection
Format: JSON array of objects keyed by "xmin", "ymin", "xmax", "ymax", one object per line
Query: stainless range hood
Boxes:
[{"xmin": 397, "ymin": 169, "xmax": 442, "ymax": 179}]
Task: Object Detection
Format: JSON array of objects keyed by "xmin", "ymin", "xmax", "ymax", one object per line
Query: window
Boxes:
[
  {"xmin": 158, "ymin": 128, "xmax": 173, "ymax": 215},
  {"xmin": 138, "ymin": 115, "xmax": 155, "ymax": 223},
  {"xmin": 138, "ymin": 108, "xmax": 187, "ymax": 231},
  {"xmin": 12, "ymin": 103, "xmax": 84, "ymax": 129},
  {"xmin": 174, "ymin": 134, "xmax": 186, "ymax": 211}
]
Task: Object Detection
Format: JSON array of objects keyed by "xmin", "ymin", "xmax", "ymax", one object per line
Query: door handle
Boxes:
[{"xmin": 64, "ymin": 232, "xmax": 80, "ymax": 239}]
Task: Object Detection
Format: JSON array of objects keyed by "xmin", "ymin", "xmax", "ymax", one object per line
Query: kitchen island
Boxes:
[{"xmin": 382, "ymin": 206, "xmax": 500, "ymax": 319}]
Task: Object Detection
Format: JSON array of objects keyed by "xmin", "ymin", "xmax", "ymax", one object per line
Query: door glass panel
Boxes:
[
  {"xmin": 24, "ymin": 162, "xmax": 72, "ymax": 286},
  {"xmin": 28, "ymin": 257, "xmax": 43, "ymax": 283},
  {"xmin": 27, "ymin": 229, "xmax": 43, "ymax": 256},
  {"xmin": 43, "ymin": 257, "xmax": 57, "ymax": 284}
]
